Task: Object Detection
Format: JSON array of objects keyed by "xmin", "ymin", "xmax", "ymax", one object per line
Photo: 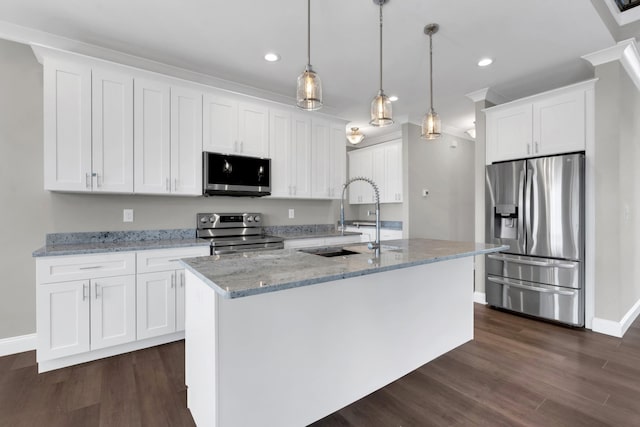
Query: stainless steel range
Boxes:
[{"xmin": 196, "ymin": 213, "xmax": 284, "ymax": 255}]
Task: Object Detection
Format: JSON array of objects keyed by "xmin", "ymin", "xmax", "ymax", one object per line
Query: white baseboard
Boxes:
[
  {"xmin": 0, "ymin": 333, "xmax": 37, "ymax": 357},
  {"xmin": 473, "ymin": 292, "xmax": 487, "ymax": 305},
  {"xmin": 592, "ymin": 298, "xmax": 640, "ymax": 338}
]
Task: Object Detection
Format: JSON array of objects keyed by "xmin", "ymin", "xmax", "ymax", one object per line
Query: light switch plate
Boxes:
[{"xmin": 288, "ymin": 209, "xmax": 295, "ymax": 219}]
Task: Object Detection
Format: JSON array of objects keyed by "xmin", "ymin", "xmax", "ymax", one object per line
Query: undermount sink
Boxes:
[{"xmin": 298, "ymin": 247, "xmax": 360, "ymax": 258}]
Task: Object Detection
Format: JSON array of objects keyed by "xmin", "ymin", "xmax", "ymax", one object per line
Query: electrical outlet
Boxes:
[
  {"xmin": 422, "ymin": 189, "xmax": 429, "ymax": 197},
  {"xmin": 123, "ymin": 209, "xmax": 134, "ymax": 222},
  {"xmin": 288, "ymin": 208, "xmax": 295, "ymax": 219}
]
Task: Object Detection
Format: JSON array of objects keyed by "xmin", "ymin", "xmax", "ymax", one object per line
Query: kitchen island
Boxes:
[{"xmin": 181, "ymin": 239, "xmax": 506, "ymax": 427}]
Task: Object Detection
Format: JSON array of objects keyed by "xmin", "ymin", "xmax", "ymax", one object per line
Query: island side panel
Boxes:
[
  {"xmin": 216, "ymin": 256, "xmax": 474, "ymax": 427},
  {"xmin": 184, "ymin": 269, "xmax": 218, "ymax": 427}
]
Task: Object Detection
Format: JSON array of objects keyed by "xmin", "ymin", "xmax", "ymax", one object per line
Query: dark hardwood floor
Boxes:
[{"xmin": 2, "ymin": 305, "xmax": 640, "ymax": 426}]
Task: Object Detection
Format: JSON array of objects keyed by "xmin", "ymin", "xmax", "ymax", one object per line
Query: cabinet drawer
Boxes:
[
  {"xmin": 37, "ymin": 252, "xmax": 136, "ymax": 283},
  {"xmin": 136, "ymin": 246, "xmax": 210, "ymax": 273}
]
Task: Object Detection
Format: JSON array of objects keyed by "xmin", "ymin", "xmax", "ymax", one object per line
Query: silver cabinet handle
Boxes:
[
  {"xmin": 174, "ymin": 178, "xmax": 177, "ymax": 191},
  {"xmin": 168, "ymin": 259, "xmax": 180, "ymax": 262},
  {"xmin": 94, "ymin": 283, "xmax": 100, "ymax": 299},
  {"xmin": 487, "ymin": 253, "xmax": 577, "ymax": 269},
  {"xmin": 82, "ymin": 283, "xmax": 88, "ymax": 301},
  {"xmin": 534, "ymin": 141, "xmax": 539, "ymax": 153},
  {"xmin": 85, "ymin": 173, "xmax": 91, "ymax": 189},
  {"xmin": 487, "ymin": 276, "xmax": 576, "ymax": 296},
  {"xmin": 171, "ymin": 273, "xmax": 175, "ymax": 288},
  {"xmin": 180, "ymin": 271, "xmax": 184, "ymax": 288},
  {"xmin": 79, "ymin": 265, "xmax": 102, "ymax": 270}
]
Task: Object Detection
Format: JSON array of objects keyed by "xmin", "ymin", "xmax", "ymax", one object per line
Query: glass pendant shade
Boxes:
[
  {"xmin": 370, "ymin": 90, "xmax": 393, "ymax": 127},
  {"xmin": 296, "ymin": 65, "xmax": 323, "ymax": 110},
  {"xmin": 421, "ymin": 108, "xmax": 441, "ymax": 140},
  {"xmin": 346, "ymin": 127, "xmax": 365, "ymax": 145}
]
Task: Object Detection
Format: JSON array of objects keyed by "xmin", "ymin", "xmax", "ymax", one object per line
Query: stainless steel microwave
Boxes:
[{"xmin": 202, "ymin": 152, "xmax": 271, "ymax": 197}]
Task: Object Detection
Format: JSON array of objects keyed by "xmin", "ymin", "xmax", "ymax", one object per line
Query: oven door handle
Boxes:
[{"xmin": 487, "ymin": 276, "xmax": 576, "ymax": 296}]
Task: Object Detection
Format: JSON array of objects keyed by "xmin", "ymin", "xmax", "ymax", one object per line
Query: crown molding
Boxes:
[
  {"xmin": 465, "ymin": 87, "xmax": 507, "ymax": 105},
  {"xmin": 583, "ymin": 38, "xmax": 640, "ymax": 92}
]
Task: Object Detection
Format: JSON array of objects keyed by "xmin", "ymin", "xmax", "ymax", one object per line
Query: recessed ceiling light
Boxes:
[
  {"xmin": 478, "ymin": 58, "xmax": 493, "ymax": 67},
  {"xmin": 264, "ymin": 53, "xmax": 280, "ymax": 62},
  {"xmin": 389, "ymin": 95, "xmax": 398, "ymax": 102}
]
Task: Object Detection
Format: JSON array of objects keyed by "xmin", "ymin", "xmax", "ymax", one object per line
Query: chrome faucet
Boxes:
[{"xmin": 340, "ymin": 177, "xmax": 381, "ymax": 256}]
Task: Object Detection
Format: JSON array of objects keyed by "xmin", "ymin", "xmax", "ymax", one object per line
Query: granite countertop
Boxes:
[
  {"xmin": 32, "ymin": 238, "xmax": 210, "ymax": 257},
  {"xmin": 181, "ymin": 238, "xmax": 508, "ymax": 299}
]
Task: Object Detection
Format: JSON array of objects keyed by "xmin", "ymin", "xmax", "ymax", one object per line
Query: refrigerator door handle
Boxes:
[
  {"xmin": 525, "ymin": 164, "xmax": 534, "ymax": 251},
  {"xmin": 518, "ymin": 167, "xmax": 526, "ymax": 253},
  {"xmin": 487, "ymin": 253, "xmax": 577, "ymax": 269},
  {"xmin": 487, "ymin": 276, "xmax": 576, "ymax": 296}
]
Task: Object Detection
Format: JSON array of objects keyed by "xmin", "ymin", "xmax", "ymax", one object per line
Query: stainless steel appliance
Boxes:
[
  {"xmin": 203, "ymin": 152, "xmax": 271, "ymax": 197},
  {"xmin": 485, "ymin": 153, "xmax": 584, "ymax": 326},
  {"xmin": 196, "ymin": 213, "xmax": 284, "ymax": 254}
]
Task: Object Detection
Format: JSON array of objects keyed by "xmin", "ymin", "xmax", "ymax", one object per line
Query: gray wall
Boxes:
[
  {"xmin": 0, "ymin": 39, "xmax": 349, "ymax": 340},
  {"xmin": 404, "ymin": 123, "xmax": 475, "ymax": 241},
  {"xmin": 593, "ymin": 61, "xmax": 640, "ymax": 322}
]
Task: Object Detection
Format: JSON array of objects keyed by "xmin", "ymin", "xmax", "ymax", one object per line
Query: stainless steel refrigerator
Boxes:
[{"xmin": 485, "ymin": 153, "xmax": 584, "ymax": 326}]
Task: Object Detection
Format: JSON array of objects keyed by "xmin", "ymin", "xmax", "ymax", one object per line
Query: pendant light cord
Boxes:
[
  {"xmin": 379, "ymin": 2, "xmax": 383, "ymax": 91},
  {"xmin": 307, "ymin": 0, "xmax": 311, "ymax": 66},
  {"xmin": 429, "ymin": 32, "xmax": 433, "ymax": 111}
]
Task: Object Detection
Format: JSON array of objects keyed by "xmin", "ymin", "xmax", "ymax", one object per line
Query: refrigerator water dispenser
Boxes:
[{"xmin": 494, "ymin": 204, "xmax": 518, "ymax": 240}]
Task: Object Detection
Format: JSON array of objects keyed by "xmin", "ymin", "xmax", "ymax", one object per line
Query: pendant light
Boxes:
[
  {"xmin": 346, "ymin": 127, "xmax": 365, "ymax": 145},
  {"xmin": 421, "ymin": 23, "xmax": 441, "ymax": 140},
  {"xmin": 370, "ymin": 0, "xmax": 393, "ymax": 127},
  {"xmin": 296, "ymin": 0, "xmax": 323, "ymax": 110}
]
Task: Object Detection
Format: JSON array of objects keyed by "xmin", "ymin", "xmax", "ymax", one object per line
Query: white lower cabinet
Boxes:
[
  {"xmin": 136, "ymin": 271, "xmax": 177, "ymax": 339},
  {"xmin": 36, "ymin": 246, "xmax": 208, "ymax": 371},
  {"xmin": 136, "ymin": 247, "xmax": 210, "ymax": 338},
  {"xmin": 37, "ymin": 275, "xmax": 136, "ymax": 360}
]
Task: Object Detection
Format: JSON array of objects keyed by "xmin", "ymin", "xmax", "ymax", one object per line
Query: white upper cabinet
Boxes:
[
  {"xmin": 92, "ymin": 69, "xmax": 134, "ymax": 193},
  {"xmin": 134, "ymin": 78, "xmax": 171, "ymax": 194},
  {"xmin": 43, "ymin": 59, "xmax": 92, "ymax": 191},
  {"xmin": 135, "ymin": 81, "xmax": 202, "ymax": 195},
  {"xmin": 269, "ymin": 109, "xmax": 312, "ymax": 198},
  {"xmin": 203, "ymin": 94, "xmax": 269, "ymax": 158},
  {"xmin": 311, "ymin": 120, "xmax": 346, "ymax": 199},
  {"xmin": 485, "ymin": 80, "xmax": 594, "ymax": 165},
  {"xmin": 348, "ymin": 139, "xmax": 403, "ymax": 204},
  {"xmin": 170, "ymin": 87, "xmax": 203, "ymax": 195}
]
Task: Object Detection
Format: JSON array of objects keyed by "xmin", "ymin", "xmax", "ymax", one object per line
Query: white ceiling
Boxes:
[{"xmin": 0, "ymin": 0, "xmax": 620, "ymax": 139}]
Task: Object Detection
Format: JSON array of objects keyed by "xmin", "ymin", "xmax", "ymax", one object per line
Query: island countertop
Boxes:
[{"xmin": 180, "ymin": 238, "xmax": 508, "ymax": 299}]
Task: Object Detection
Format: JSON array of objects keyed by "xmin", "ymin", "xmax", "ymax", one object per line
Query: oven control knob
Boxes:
[
  {"xmin": 246, "ymin": 216, "xmax": 254, "ymax": 222},
  {"xmin": 200, "ymin": 217, "xmax": 208, "ymax": 223},
  {"xmin": 209, "ymin": 216, "xmax": 215, "ymax": 222},
  {"xmin": 253, "ymin": 215, "xmax": 261, "ymax": 223}
]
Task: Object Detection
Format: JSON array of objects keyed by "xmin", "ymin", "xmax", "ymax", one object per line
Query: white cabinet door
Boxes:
[
  {"xmin": 134, "ymin": 78, "xmax": 171, "ymax": 194},
  {"xmin": 348, "ymin": 148, "xmax": 373, "ymax": 204},
  {"xmin": 90, "ymin": 275, "xmax": 136, "ymax": 350},
  {"xmin": 43, "ymin": 59, "xmax": 92, "ymax": 191},
  {"xmin": 238, "ymin": 102, "xmax": 269, "ymax": 158},
  {"xmin": 176, "ymin": 270, "xmax": 186, "ymax": 331},
  {"xmin": 371, "ymin": 147, "xmax": 385, "ymax": 203},
  {"xmin": 171, "ymin": 87, "xmax": 203, "ymax": 195},
  {"xmin": 269, "ymin": 108, "xmax": 292, "ymax": 197},
  {"xmin": 384, "ymin": 140, "xmax": 403, "ymax": 203},
  {"xmin": 329, "ymin": 125, "xmax": 347, "ymax": 199},
  {"xmin": 486, "ymin": 104, "xmax": 532, "ymax": 164},
  {"xmin": 137, "ymin": 271, "xmax": 176, "ymax": 339},
  {"xmin": 533, "ymin": 90, "xmax": 585, "ymax": 156},
  {"xmin": 37, "ymin": 280, "xmax": 90, "ymax": 360},
  {"xmin": 292, "ymin": 114, "xmax": 312, "ymax": 198},
  {"xmin": 311, "ymin": 120, "xmax": 331, "ymax": 198},
  {"xmin": 203, "ymin": 93, "xmax": 238, "ymax": 154},
  {"xmin": 92, "ymin": 69, "xmax": 134, "ymax": 193}
]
